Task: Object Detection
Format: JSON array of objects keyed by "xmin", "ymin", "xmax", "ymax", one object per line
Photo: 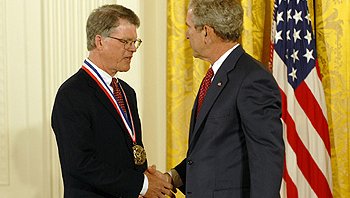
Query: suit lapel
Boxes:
[
  {"xmin": 188, "ymin": 75, "xmax": 228, "ymax": 150},
  {"xmin": 188, "ymin": 46, "xmax": 245, "ymax": 153},
  {"xmin": 94, "ymin": 88, "xmax": 126, "ymax": 127},
  {"xmin": 83, "ymin": 70, "xmax": 131, "ymax": 139}
]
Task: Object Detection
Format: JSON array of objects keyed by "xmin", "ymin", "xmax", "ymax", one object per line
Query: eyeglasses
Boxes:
[{"xmin": 107, "ymin": 36, "xmax": 142, "ymax": 50}]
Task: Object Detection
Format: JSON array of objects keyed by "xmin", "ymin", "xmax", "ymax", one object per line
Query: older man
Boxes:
[
  {"xmin": 52, "ymin": 4, "xmax": 173, "ymax": 198},
  {"xmin": 159, "ymin": 0, "xmax": 285, "ymax": 197}
]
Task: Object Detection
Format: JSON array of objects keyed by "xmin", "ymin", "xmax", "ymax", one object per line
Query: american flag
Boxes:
[{"xmin": 270, "ymin": 0, "xmax": 333, "ymax": 197}]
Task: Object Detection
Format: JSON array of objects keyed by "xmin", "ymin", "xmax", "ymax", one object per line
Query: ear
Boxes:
[
  {"xmin": 203, "ymin": 26, "xmax": 208, "ymax": 37},
  {"xmin": 94, "ymin": 35, "xmax": 104, "ymax": 49},
  {"xmin": 203, "ymin": 25, "xmax": 214, "ymax": 44}
]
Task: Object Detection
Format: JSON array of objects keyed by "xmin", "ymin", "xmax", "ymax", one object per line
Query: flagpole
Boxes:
[{"xmin": 313, "ymin": 0, "xmax": 317, "ymax": 45}]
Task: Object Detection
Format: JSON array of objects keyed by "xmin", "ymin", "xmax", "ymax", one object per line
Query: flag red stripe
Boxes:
[
  {"xmin": 280, "ymin": 89, "xmax": 332, "ymax": 198},
  {"xmin": 294, "ymin": 82, "xmax": 331, "ymax": 154},
  {"xmin": 283, "ymin": 157, "xmax": 298, "ymax": 197},
  {"xmin": 269, "ymin": 42, "xmax": 275, "ymax": 71},
  {"xmin": 315, "ymin": 60, "xmax": 323, "ymax": 81}
]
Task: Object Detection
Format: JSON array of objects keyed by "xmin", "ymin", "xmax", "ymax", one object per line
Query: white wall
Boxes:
[{"xmin": 0, "ymin": 0, "xmax": 167, "ymax": 197}]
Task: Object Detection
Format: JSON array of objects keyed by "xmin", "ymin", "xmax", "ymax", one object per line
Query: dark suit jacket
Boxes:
[
  {"xmin": 175, "ymin": 46, "xmax": 284, "ymax": 198},
  {"xmin": 51, "ymin": 68, "xmax": 147, "ymax": 198}
]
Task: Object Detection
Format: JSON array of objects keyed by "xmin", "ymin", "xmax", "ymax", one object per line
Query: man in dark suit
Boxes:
[
  {"xmin": 154, "ymin": 0, "xmax": 285, "ymax": 197},
  {"xmin": 51, "ymin": 4, "xmax": 173, "ymax": 198}
]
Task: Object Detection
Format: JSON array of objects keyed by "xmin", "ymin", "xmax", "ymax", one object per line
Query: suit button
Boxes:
[{"xmin": 188, "ymin": 160, "xmax": 193, "ymax": 165}]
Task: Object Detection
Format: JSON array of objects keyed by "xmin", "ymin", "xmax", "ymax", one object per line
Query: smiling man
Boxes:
[{"xmin": 51, "ymin": 4, "xmax": 173, "ymax": 198}]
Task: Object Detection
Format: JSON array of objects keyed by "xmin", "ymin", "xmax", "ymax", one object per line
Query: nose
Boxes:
[{"xmin": 127, "ymin": 43, "xmax": 137, "ymax": 52}]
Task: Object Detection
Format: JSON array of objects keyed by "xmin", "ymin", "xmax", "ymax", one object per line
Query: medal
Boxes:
[{"xmin": 132, "ymin": 144, "xmax": 146, "ymax": 165}]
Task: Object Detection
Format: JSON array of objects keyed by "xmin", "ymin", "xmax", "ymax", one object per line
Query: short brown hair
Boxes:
[{"xmin": 86, "ymin": 4, "xmax": 140, "ymax": 50}]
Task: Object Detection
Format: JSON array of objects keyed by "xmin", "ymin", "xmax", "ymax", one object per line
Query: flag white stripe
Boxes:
[
  {"xmin": 281, "ymin": 120, "xmax": 318, "ymax": 198},
  {"xmin": 273, "ymin": 52, "xmax": 331, "ymax": 180},
  {"xmin": 303, "ymin": 68, "xmax": 328, "ymax": 121},
  {"xmin": 300, "ymin": 69, "xmax": 334, "ymax": 187},
  {"xmin": 280, "ymin": 179, "xmax": 287, "ymax": 198}
]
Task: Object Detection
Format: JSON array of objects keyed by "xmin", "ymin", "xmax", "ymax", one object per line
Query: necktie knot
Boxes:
[
  {"xmin": 196, "ymin": 67, "xmax": 214, "ymax": 117},
  {"xmin": 111, "ymin": 77, "xmax": 118, "ymax": 88},
  {"xmin": 203, "ymin": 67, "xmax": 214, "ymax": 82}
]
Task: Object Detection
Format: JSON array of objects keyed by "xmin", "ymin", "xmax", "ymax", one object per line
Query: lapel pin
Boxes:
[{"xmin": 217, "ymin": 82, "xmax": 222, "ymax": 87}]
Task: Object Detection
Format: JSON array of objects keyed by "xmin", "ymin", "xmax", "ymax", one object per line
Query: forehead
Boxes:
[
  {"xmin": 113, "ymin": 19, "xmax": 136, "ymax": 30},
  {"xmin": 110, "ymin": 19, "xmax": 137, "ymax": 36}
]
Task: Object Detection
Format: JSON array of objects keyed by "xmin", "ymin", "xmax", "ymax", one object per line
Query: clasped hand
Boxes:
[{"xmin": 141, "ymin": 165, "xmax": 176, "ymax": 198}]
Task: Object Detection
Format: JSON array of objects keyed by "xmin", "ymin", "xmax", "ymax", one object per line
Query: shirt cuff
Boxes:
[
  {"xmin": 139, "ymin": 174, "xmax": 148, "ymax": 196},
  {"xmin": 168, "ymin": 169, "xmax": 183, "ymax": 188}
]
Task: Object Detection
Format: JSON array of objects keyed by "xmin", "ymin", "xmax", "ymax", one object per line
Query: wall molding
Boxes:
[{"xmin": 0, "ymin": 0, "xmax": 9, "ymax": 186}]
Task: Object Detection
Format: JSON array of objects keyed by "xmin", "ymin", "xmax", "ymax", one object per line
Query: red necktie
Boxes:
[
  {"xmin": 196, "ymin": 67, "xmax": 214, "ymax": 117},
  {"xmin": 111, "ymin": 78, "xmax": 127, "ymax": 115}
]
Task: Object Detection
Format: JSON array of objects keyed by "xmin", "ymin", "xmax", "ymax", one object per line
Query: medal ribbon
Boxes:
[{"xmin": 82, "ymin": 60, "xmax": 136, "ymax": 143}]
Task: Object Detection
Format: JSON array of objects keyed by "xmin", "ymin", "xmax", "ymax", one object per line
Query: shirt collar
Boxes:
[
  {"xmin": 211, "ymin": 43, "xmax": 240, "ymax": 76},
  {"xmin": 85, "ymin": 58, "xmax": 115, "ymax": 89}
]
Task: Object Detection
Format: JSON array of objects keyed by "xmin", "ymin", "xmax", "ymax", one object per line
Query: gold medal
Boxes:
[{"xmin": 132, "ymin": 144, "xmax": 146, "ymax": 165}]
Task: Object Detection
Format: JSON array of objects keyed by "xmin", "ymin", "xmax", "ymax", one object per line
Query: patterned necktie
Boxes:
[
  {"xmin": 110, "ymin": 78, "xmax": 127, "ymax": 115},
  {"xmin": 196, "ymin": 67, "xmax": 214, "ymax": 117}
]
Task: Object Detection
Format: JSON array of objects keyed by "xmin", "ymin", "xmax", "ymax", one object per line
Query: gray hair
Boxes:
[
  {"xmin": 86, "ymin": 4, "xmax": 140, "ymax": 51},
  {"xmin": 189, "ymin": 0, "xmax": 243, "ymax": 41}
]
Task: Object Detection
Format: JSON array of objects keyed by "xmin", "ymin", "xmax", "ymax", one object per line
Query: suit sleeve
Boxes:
[
  {"xmin": 174, "ymin": 158, "xmax": 187, "ymax": 193},
  {"xmin": 237, "ymin": 68, "xmax": 285, "ymax": 198},
  {"xmin": 51, "ymin": 86, "xmax": 144, "ymax": 197}
]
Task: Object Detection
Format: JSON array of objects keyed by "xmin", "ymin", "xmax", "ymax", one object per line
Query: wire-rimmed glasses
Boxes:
[{"xmin": 108, "ymin": 36, "xmax": 142, "ymax": 50}]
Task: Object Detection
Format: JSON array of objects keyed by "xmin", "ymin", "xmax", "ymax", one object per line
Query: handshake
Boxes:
[{"xmin": 141, "ymin": 165, "xmax": 177, "ymax": 198}]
